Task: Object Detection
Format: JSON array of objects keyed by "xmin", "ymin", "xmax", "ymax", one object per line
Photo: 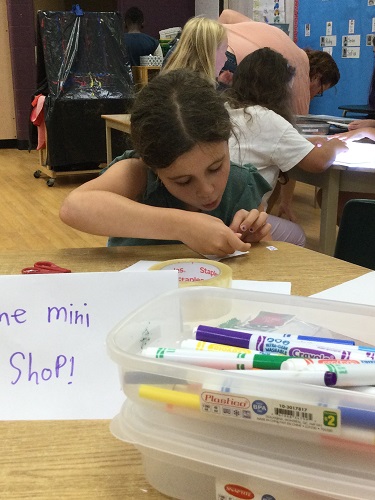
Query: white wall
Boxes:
[
  {"xmin": 195, "ymin": 0, "xmax": 219, "ymax": 19},
  {"xmin": 227, "ymin": 0, "xmax": 253, "ymax": 18}
]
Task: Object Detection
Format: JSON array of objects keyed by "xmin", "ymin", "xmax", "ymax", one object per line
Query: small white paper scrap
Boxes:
[{"xmin": 202, "ymin": 250, "xmax": 249, "ymax": 261}]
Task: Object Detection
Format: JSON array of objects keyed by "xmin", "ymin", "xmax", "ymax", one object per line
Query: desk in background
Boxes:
[
  {"xmin": 289, "ymin": 163, "xmax": 375, "ymax": 256},
  {"xmin": 132, "ymin": 65, "xmax": 161, "ymax": 90},
  {"xmin": 0, "ymin": 242, "xmax": 370, "ymax": 499},
  {"xmin": 101, "ymin": 113, "xmax": 131, "ymax": 165}
]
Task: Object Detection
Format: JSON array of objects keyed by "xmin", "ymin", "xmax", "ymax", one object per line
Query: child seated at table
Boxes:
[
  {"xmin": 225, "ymin": 48, "xmax": 348, "ymax": 239},
  {"xmin": 161, "ymin": 16, "xmax": 228, "ymax": 86},
  {"xmin": 60, "ymin": 69, "xmax": 272, "ymax": 257}
]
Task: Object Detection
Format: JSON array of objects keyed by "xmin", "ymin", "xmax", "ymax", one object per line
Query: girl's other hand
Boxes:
[
  {"xmin": 217, "ymin": 70, "xmax": 233, "ymax": 86},
  {"xmin": 348, "ymin": 119, "xmax": 375, "ymax": 130},
  {"xmin": 229, "ymin": 208, "xmax": 271, "ymax": 242},
  {"xmin": 330, "ymin": 127, "xmax": 375, "ymax": 143},
  {"xmin": 326, "ymin": 137, "xmax": 349, "ymax": 153},
  {"xmin": 180, "ymin": 212, "xmax": 251, "ymax": 257}
]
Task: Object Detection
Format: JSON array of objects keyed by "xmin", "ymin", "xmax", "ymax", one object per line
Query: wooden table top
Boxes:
[
  {"xmin": 0, "ymin": 241, "xmax": 369, "ymax": 295},
  {"xmin": 0, "ymin": 243, "xmax": 370, "ymax": 499},
  {"xmin": 101, "ymin": 113, "xmax": 131, "ymax": 130}
]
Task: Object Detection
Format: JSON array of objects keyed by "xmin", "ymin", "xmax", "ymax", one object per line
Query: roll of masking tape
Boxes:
[{"xmin": 148, "ymin": 259, "xmax": 232, "ymax": 288}]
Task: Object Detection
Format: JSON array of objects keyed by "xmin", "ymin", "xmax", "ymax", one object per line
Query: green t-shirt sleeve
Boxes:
[{"xmin": 100, "ymin": 149, "xmax": 140, "ymax": 175}]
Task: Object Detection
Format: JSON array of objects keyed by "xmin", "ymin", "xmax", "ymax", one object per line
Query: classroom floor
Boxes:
[{"xmin": 0, "ymin": 148, "xmax": 324, "ymax": 252}]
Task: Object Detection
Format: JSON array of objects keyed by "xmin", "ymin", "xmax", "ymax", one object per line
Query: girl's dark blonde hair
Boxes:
[
  {"xmin": 130, "ymin": 68, "xmax": 232, "ymax": 170},
  {"xmin": 162, "ymin": 16, "xmax": 227, "ymax": 83},
  {"xmin": 227, "ymin": 47, "xmax": 296, "ymax": 125}
]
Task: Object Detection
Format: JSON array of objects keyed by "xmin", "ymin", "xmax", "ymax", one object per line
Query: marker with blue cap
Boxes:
[
  {"xmin": 194, "ymin": 324, "xmax": 357, "ymax": 348},
  {"xmin": 194, "ymin": 325, "xmax": 375, "ymax": 360}
]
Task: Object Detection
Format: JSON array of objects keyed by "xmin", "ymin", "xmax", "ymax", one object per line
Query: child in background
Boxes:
[
  {"xmin": 123, "ymin": 6, "xmax": 162, "ymax": 67},
  {"xmin": 218, "ymin": 9, "xmax": 342, "ymax": 223},
  {"xmin": 59, "ymin": 69, "xmax": 271, "ymax": 258},
  {"xmin": 225, "ymin": 48, "xmax": 348, "ymax": 245},
  {"xmin": 161, "ymin": 16, "xmax": 228, "ymax": 85}
]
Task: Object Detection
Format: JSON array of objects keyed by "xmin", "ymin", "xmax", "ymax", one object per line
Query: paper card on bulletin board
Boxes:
[{"xmin": 0, "ymin": 271, "xmax": 177, "ymax": 420}]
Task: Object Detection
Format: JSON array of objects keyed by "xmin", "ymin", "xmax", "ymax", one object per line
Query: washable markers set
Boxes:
[
  {"xmin": 140, "ymin": 324, "xmax": 375, "ymax": 445},
  {"xmin": 107, "ymin": 287, "xmax": 375, "ymax": 500},
  {"xmin": 141, "ymin": 317, "xmax": 375, "ymax": 390}
]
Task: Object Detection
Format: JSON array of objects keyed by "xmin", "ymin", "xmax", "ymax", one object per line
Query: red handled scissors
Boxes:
[{"xmin": 21, "ymin": 261, "xmax": 71, "ymax": 274}]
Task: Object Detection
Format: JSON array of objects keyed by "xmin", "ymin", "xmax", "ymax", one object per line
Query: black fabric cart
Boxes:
[{"xmin": 33, "ymin": 8, "xmax": 134, "ymax": 185}]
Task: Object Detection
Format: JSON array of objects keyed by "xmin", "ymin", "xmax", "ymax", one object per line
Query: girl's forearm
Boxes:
[
  {"xmin": 60, "ymin": 191, "xmax": 188, "ymax": 241},
  {"xmin": 299, "ymin": 140, "xmax": 346, "ymax": 172}
]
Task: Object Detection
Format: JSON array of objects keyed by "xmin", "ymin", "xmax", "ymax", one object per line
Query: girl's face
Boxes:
[
  {"xmin": 215, "ymin": 38, "xmax": 228, "ymax": 77},
  {"xmin": 157, "ymin": 141, "xmax": 230, "ymax": 212}
]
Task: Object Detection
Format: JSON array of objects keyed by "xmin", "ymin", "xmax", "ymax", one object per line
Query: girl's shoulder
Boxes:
[
  {"xmin": 227, "ymin": 161, "xmax": 272, "ymax": 200},
  {"xmin": 230, "ymin": 105, "xmax": 292, "ymax": 139},
  {"xmin": 110, "ymin": 149, "xmax": 140, "ymax": 164},
  {"xmin": 228, "ymin": 103, "xmax": 289, "ymax": 125},
  {"xmin": 230, "ymin": 160, "xmax": 257, "ymax": 173},
  {"xmin": 101, "ymin": 150, "xmax": 141, "ymax": 174},
  {"xmin": 247, "ymin": 105, "xmax": 288, "ymax": 123}
]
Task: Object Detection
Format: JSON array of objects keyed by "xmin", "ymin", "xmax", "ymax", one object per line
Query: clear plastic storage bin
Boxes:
[
  {"xmin": 107, "ymin": 287, "xmax": 375, "ymax": 498},
  {"xmin": 111, "ymin": 399, "xmax": 375, "ymax": 500}
]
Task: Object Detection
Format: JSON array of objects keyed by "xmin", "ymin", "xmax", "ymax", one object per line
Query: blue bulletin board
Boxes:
[{"xmin": 296, "ymin": 0, "xmax": 375, "ymax": 116}]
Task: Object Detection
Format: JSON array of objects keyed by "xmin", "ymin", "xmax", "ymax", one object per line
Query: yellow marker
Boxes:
[{"xmin": 139, "ymin": 385, "xmax": 200, "ymax": 410}]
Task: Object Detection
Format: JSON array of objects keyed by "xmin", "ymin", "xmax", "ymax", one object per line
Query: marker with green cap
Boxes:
[{"xmin": 141, "ymin": 347, "xmax": 292, "ymax": 370}]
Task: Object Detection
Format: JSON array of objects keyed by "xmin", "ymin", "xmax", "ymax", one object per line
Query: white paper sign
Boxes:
[{"xmin": 0, "ymin": 271, "xmax": 177, "ymax": 420}]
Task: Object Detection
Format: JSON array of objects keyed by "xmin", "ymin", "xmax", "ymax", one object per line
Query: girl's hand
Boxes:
[
  {"xmin": 180, "ymin": 212, "xmax": 251, "ymax": 257},
  {"xmin": 229, "ymin": 209, "xmax": 272, "ymax": 243},
  {"xmin": 330, "ymin": 128, "xmax": 375, "ymax": 143},
  {"xmin": 217, "ymin": 70, "xmax": 233, "ymax": 86},
  {"xmin": 308, "ymin": 136, "xmax": 328, "ymax": 147},
  {"xmin": 348, "ymin": 119, "xmax": 375, "ymax": 130}
]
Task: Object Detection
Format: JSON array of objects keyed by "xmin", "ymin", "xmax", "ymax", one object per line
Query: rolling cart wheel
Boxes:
[
  {"xmin": 46, "ymin": 178, "xmax": 55, "ymax": 187},
  {"xmin": 34, "ymin": 170, "xmax": 41, "ymax": 178}
]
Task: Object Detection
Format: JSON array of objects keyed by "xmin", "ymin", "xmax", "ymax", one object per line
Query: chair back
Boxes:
[{"xmin": 334, "ymin": 199, "xmax": 375, "ymax": 270}]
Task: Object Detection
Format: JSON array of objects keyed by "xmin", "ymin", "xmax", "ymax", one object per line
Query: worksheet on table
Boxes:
[{"xmin": 333, "ymin": 141, "xmax": 375, "ymax": 168}]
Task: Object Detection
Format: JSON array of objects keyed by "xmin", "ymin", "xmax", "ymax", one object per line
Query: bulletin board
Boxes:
[{"xmin": 296, "ymin": 0, "xmax": 375, "ymax": 116}]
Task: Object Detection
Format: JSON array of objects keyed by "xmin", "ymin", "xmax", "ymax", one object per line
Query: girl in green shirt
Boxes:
[{"xmin": 60, "ymin": 69, "xmax": 271, "ymax": 257}]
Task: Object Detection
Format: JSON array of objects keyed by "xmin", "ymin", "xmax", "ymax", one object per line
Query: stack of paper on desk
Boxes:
[{"xmin": 296, "ymin": 114, "xmax": 353, "ymax": 125}]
